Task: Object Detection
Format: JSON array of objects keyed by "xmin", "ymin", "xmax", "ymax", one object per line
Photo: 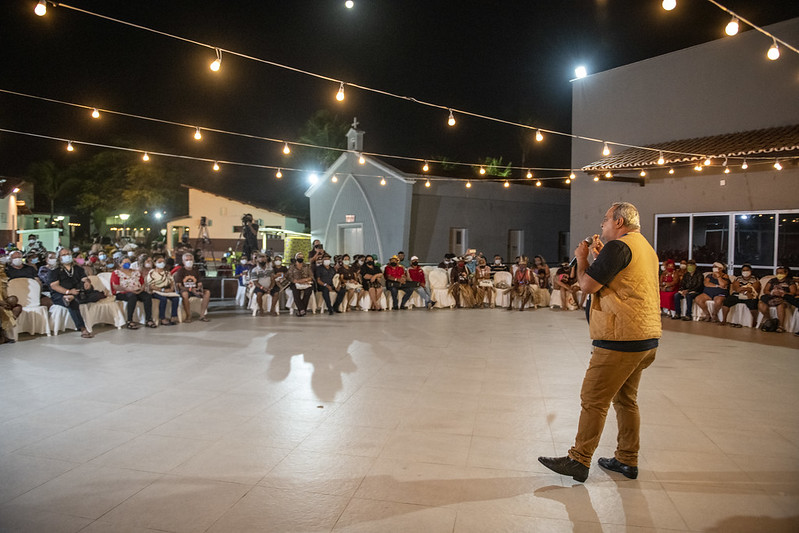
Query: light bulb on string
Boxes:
[
  {"xmin": 422, "ymin": 161, "xmax": 429, "ymax": 172},
  {"xmin": 640, "ymin": 170, "xmax": 647, "ymax": 177},
  {"xmin": 479, "ymin": 166, "xmax": 486, "ymax": 175},
  {"xmin": 565, "ymin": 178, "xmax": 571, "ymax": 184},
  {"xmin": 275, "ymin": 169, "xmax": 283, "ymax": 179},
  {"xmin": 503, "ymin": 180, "xmax": 510, "ymax": 188},
  {"xmin": 336, "ymin": 82, "xmax": 345, "ymax": 102},
  {"xmin": 535, "ymin": 180, "xmax": 542, "ymax": 187},
  {"xmin": 569, "ymin": 171, "xmax": 576, "ymax": 180},
  {"xmin": 447, "ymin": 109, "xmax": 456, "ymax": 127},
  {"xmin": 725, "ymin": 17, "xmax": 739, "ymax": 36},
  {"xmin": 332, "ymin": 175, "xmax": 338, "ymax": 183},
  {"xmin": 358, "ymin": 153, "xmax": 365, "ymax": 164},
  {"xmin": 213, "ymin": 161, "xmax": 220, "ymax": 171},
  {"xmin": 662, "ymin": 0, "xmax": 676, "ymax": 11},
  {"xmin": 380, "ymin": 177, "xmax": 387, "ymax": 186},
  {"xmin": 35, "ymin": 0, "xmax": 47, "ymax": 16},
  {"xmin": 194, "ymin": 127, "xmax": 202, "ymax": 140},
  {"xmin": 593, "ymin": 176, "xmax": 600, "ymax": 182},
  {"xmin": 602, "ymin": 142, "xmax": 610, "ymax": 156},
  {"xmin": 142, "ymin": 152, "xmax": 150, "ymax": 162},
  {"xmin": 741, "ymin": 159, "xmax": 748, "ymax": 170},
  {"xmin": 526, "ymin": 170, "xmax": 533, "ymax": 179},
  {"xmin": 668, "ymin": 168, "xmax": 675, "ymax": 174},
  {"xmin": 657, "ymin": 152, "xmax": 665, "ymax": 165},
  {"xmin": 66, "ymin": 140, "xmax": 74, "ymax": 152},
  {"xmin": 425, "ymin": 179, "xmax": 431, "ymax": 188},
  {"xmin": 605, "ymin": 171, "xmax": 612, "ymax": 178},
  {"xmin": 694, "ymin": 164, "xmax": 703, "ymax": 171},
  {"xmin": 210, "ymin": 48, "xmax": 222, "ymax": 72},
  {"xmin": 465, "ymin": 180, "xmax": 472, "ymax": 188},
  {"xmin": 767, "ymin": 39, "xmax": 780, "ymax": 60},
  {"xmin": 724, "ymin": 167, "xmax": 730, "ymax": 174},
  {"xmin": 91, "ymin": 108, "xmax": 100, "ymax": 119},
  {"xmin": 704, "ymin": 157, "xmax": 712, "ymax": 166},
  {"xmin": 535, "ymin": 129, "xmax": 544, "ymax": 142},
  {"xmin": 282, "ymin": 143, "xmax": 291, "ymax": 155},
  {"xmin": 774, "ymin": 160, "xmax": 783, "ymax": 170}
]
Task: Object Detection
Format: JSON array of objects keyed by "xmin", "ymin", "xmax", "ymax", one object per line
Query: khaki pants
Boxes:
[{"xmin": 568, "ymin": 346, "xmax": 657, "ymax": 468}]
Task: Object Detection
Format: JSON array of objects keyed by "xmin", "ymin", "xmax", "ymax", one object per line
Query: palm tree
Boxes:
[{"xmin": 26, "ymin": 161, "xmax": 82, "ymax": 224}]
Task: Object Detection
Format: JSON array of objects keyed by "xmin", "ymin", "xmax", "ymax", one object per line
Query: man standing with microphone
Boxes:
[{"xmin": 539, "ymin": 202, "xmax": 661, "ymax": 482}]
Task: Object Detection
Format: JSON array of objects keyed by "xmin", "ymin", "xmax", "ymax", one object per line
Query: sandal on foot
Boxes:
[
  {"xmin": 126, "ymin": 322, "xmax": 140, "ymax": 330},
  {"xmin": 199, "ymin": 315, "xmax": 210, "ymax": 322},
  {"xmin": 81, "ymin": 330, "xmax": 94, "ymax": 338},
  {"xmin": 146, "ymin": 321, "xmax": 157, "ymax": 328}
]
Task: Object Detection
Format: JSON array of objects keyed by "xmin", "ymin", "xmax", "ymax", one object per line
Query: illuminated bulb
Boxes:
[
  {"xmin": 741, "ymin": 159, "xmax": 748, "ymax": 170},
  {"xmin": 565, "ymin": 178, "xmax": 571, "ymax": 184},
  {"xmin": 213, "ymin": 161, "xmax": 220, "ymax": 171},
  {"xmin": 425, "ymin": 179, "xmax": 431, "ymax": 188},
  {"xmin": 694, "ymin": 164, "xmax": 703, "ymax": 171},
  {"xmin": 535, "ymin": 129, "xmax": 544, "ymax": 142},
  {"xmin": 358, "ymin": 154, "xmax": 365, "ymax": 164},
  {"xmin": 574, "ymin": 66, "xmax": 587, "ymax": 79},
  {"xmin": 767, "ymin": 40, "xmax": 780, "ymax": 60},
  {"xmin": 283, "ymin": 143, "xmax": 291, "ymax": 155},
  {"xmin": 640, "ymin": 170, "xmax": 647, "ymax": 177},
  {"xmin": 142, "ymin": 152, "xmax": 150, "ymax": 162},
  {"xmin": 66, "ymin": 141, "xmax": 74, "ymax": 152},
  {"xmin": 605, "ymin": 171, "xmax": 612, "ymax": 178},
  {"xmin": 662, "ymin": 0, "xmax": 676, "ymax": 11},
  {"xmin": 332, "ymin": 175, "xmax": 338, "ymax": 183},
  {"xmin": 724, "ymin": 167, "xmax": 730, "ymax": 174},
  {"xmin": 479, "ymin": 167, "xmax": 486, "ymax": 175},
  {"xmin": 422, "ymin": 161, "xmax": 429, "ymax": 172},
  {"xmin": 503, "ymin": 180, "xmax": 510, "ymax": 188},
  {"xmin": 35, "ymin": 0, "xmax": 46, "ymax": 16},
  {"xmin": 725, "ymin": 17, "xmax": 739, "ymax": 36},
  {"xmin": 569, "ymin": 172, "xmax": 576, "ymax": 180},
  {"xmin": 593, "ymin": 176, "xmax": 600, "ymax": 182},
  {"xmin": 309, "ymin": 173, "xmax": 319, "ymax": 184},
  {"xmin": 669, "ymin": 168, "xmax": 675, "ymax": 174},
  {"xmin": 194, "ymin": 127, "xmax": 202, "ymax": 140},
  {"xmin": 704, "ymin": 157, "xmax": 712, "ymax": 166},
  {"xmin": 275, "ymin": 169, "xmax": 283, "ymax": 178},
  {"xmin": 336, "ymin": 82, "xmax": 345, "ymax": 101},
  {"xmin": 774, "ymin": 160, "xmax": 782, "ymax": 170},
  {"xmin": 210, "ymin": 49, "xmax": 222, "ymax": 72},
  {"xmin": 535, "ymin": 180, "xmax": 542, "ymax": 187},
  {"xmin": 526, "ymin": 170, "xmax": 533, "ymax": 179},
  {"xmin": 447, "ymin": 109, "xmax": 456, "ymax": 127},
  {"xmin": 345, "ymin": 0, "xmax": 354, "ymax": 8},
  {"xmin": 465, "ymin": 180, "xmax": 472, "ymax": 188},
  {"xmin": 602, "ymin": 142, "xmax": 610, "ymax": 156},
  {"xmin": 380, "ymin": 177, "xmax": 387, "ymax": 186},
  {"xmin": 657, "ymin": 151, "xmax": 665, "ymax": 165},
  {"xmin": 91, "ymin": 108, "xmax": 100, "ymax": 119}
]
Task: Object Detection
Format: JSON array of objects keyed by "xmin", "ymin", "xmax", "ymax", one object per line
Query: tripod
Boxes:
[{"xmin": 195, "ymin": 218, "xmax": 216, "ymax": 273}]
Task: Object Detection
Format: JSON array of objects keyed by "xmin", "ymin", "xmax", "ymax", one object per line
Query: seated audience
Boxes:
[
  {"xmin": 384, "ymin": 255, "xmax": 408, "ymax": 310},
  {"xmin": 316, "ymin": 253, "xmax": 345, "ymax": 315},
  {"xmin": 49, "ymin": 248, "xmax": 95, "ymax": 339},
  {"xmin": 146, "ymin": 255, "xmax": 180, "ymax": 326},
  {"xmin": 473, "ymin": 256, "xmax": 495, "ymax": 308},
  {"xmin": 449, "ymin": 258, "xmax": 474, "ymax": 308},
  {"xmin": 720, "ymin": 263, "xmax": 760, "ymax": 327},
  {"xmin": 111, "ymin": 255, "xmax": 155, "ymax": 329},
  {"xmin": 509, "ymin": 255, "xmax": 535, "ymax": 310},
  {"xmin": 338, "ymin": 254, "xmax": 363, "ymax": 311},
  {"xmin": 406, "ymin": 256, "xmax": 434, "ymax": 309},
  {"xmin": 490, "ymin": 254, "xmax": 509, "ymax": 274},
  {"xmin": 758, "ymin": 266, "xmax": 796, "ymax": 333},
  {"xmin": 659, "ymin": 259, "xmax": 679, "ymax": 315},
  {"xmin": 554, "ymin": 260, "xmax": 582, "ymax": 310},
  {"xmin": 531, "ymin": 255, "xmax": 551, "ymax": 307},
  {"xmin": 672, "ymin": 259, "xmax": 703, "ymax": 320},
  {"xmin": 173, "ymin": 252, "xmax": 211, "ymax": 322},
  {"xmin": 269, "ymin": 255, "xmax": 289, "ymax": 315},
  {"xmin": 360, "ymin": 255, "xmax": 384, "ymax": 311},
  {"xmin": 287, "ymin": 252, "xmax": 314, "ymax": 316},
  {"xmin": 695, "ymin": 261, "xmax": 730, "ymax": 322},
  {"xmin": 249, "ymin": 254, "xmax": 273, "ymax": 316}
]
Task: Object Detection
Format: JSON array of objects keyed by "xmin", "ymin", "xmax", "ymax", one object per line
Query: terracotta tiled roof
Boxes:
[{"xmin": 581, "ymin": 124, "xmax": 799, "ymax": 171}]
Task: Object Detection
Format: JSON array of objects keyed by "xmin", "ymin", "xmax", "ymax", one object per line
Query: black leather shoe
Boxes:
[
  {"xmin": 537, "ymin": 456, "xmax": 589, "ymax": 482},
  {"xmin": 597, "ymin": 457, "xmax": 638, "ymax": 479},
  {"xmin": 670, "ymin": 314, "xmax": 682, "ymax": 320}
]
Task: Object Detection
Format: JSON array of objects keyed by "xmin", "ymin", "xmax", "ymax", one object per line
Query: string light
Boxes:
[
  {"xmin": 447, "ymin": 109, "xmax": 456, "ymax": 127},
  {"xmin": 725, "ymin": 17, "xmax": 739, "ymax": 36},
  {"xmin": 724, "ymin": 167, "xmax": 730, "ymax": 174},
  {"xmin": 213, "ymin": 161, "xmax": 220, "ymax": 171},
  {"xmin": 66, "ymin": 140, "xmax": 74, "ymax": 152},
  {"xmin": 332, "ymin": 175, "xmax": 338, "ymax": 183},
  {"xmin": 657, "ymin": 152, "xmax": 665, "ymax": 165},
  {"xmin": 275, "ymin": 169, "xmax": 283, "ymax": 178},
  {"xmin": 345, "ymin": 0, "xmax": 354, "ymax": 8},
  {"xmin": 723, "ymin": 157, "xmax": 729, "ymax": 173},
  {"xmin": 605, "ymin": 171, "xmax": 612, "ymax": 178},
  {"xmin": 602, "ymin": 142, "xmax": 610, "ymax": 156},
  {"xmin": 694, "ymin": 164, "xmax": 703, "ymax": 171},
  {"xmin": 380, "ymin": 177, "xmax": 387, "ymax": 186},
  {"xmin": 503, "ymin": 180, "xmax": 510, "ymax": 188},
  {"xmin": 194, "ymin": 127, "xmax": 202, "ymax": 140},
  {"xmin": 535, "ymin": 129, "xmax": 544, "ymax": 142},
  {"xmin": 569, "ymin": 171, "xmax": 576, "ymax": 180},
  {"xmin": 774, "ymin": 160, "xmax": 782, "ymax": 170},
  {"xmin": 425, "ymin": 179, "xmax": 431, "ymax": 188},
  {"xmin": 465, "ymin": 180, "xmax": 471, "ymax": 188},
  {"xmin": 669, "ymin": 168, "xmax": 675, "ymax": 174},
  {"xmin": 535, "ymin": 180, "xmax": 542, "ymax": 187},
  {"xmin": 34, "ymin": 0, "xmax": 47, "ymax": 16},
  {"xmin": 594, "ymin": 176, "xmax": 600, "ymax": 182},
  {"xmin": 336, "ymin": 82, "xmax": 345, "ymax": 102},
  {"xmin": 142, "ymin": 152, "xmax": 150, "ymax": 162},
  {"xmin": 282, "ymin": 142, "xmax": 291, "ymax": 154},
  {"xmin": 704, "ymin": 157, "xmax": 712, "ymax": 166},
  {"xmin": 479, "ymin": 166, "xmax": 486, "ymax": 175},
  {"xmin": 640, "ymin": 170, "xmax": 647, "ymax": 177},
  {"xmin": 741, "ymin": 159, "xmax": 748, "ymax": 170},
  {"xmin": 210, "ymin": 48, "xmax": 222, "ymax": 72},
  {"xmin": 565, "ymin": 177, "xmax": 571, "ymax": 184},
  {"xmin": 767, "ymin": 39, "xmax": 780, "ymax": 60},
  {"xmin": 358, "ymin": 153, "xmax": 365, "ymax": 164},
  {"xmin": 91, "ymin": 108, "xmax": 100, "ymax": 119},
  {"xmin": 662, "ymin": 0, "xmax": 676, "ymax": 11},
  {"xmin": 526, "ymin": 170, "xmax": 533, "ymax": 179},
  {"xmin": 422, "ymin": 161, "xmax": 429, "ymax": 172}
]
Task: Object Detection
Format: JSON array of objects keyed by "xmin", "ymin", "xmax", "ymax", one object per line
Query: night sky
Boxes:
[{"xmin": 2, "ymin": 0, "xmax": 798, "ymax": 216}]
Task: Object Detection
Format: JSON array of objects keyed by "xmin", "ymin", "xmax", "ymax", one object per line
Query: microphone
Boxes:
[{"xmin": 568, "ymin": 236, "xmax": 594, "ymax": 269}]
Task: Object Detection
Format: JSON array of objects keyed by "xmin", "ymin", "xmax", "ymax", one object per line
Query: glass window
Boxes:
[
  {"xmin": 778, "ymin": 214, "xmax": 799, "ymax": 268},
  {"xmin": 692, "ymin": 215, "xmax": 729, "ymax": 265},
  {"xmin": 734, "ymin": 213, "xmax": 774, "ymax": 266},
  {"xmin": 656, "ymin": 216, "xmax": 689, "ymax": 261}
]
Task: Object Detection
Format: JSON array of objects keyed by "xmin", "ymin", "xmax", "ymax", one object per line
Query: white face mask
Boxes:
[
  {"xmin": 184, "ymin": 260, "xmax": 194, "ymax": 268},
  {"xmin": 358, "ymin": 259, "xmax": 364, "ymax": 265},
  {"xmin": 72, "ymin": 247, "xmax": 80, "ymax": 253},
  {"xmin": 240, "ymin": 259, "xmax": 247, "ymax": 264},
  {"xmin": 128, "ymin": 251, "xmax": 136, "ymax": 258},
  {"xmin": 323, "ymin": 259, "xmax": 331, "ymax": 267},
  {"xmin": 155, "ymin": 261, "xmax": 165, "ymax": 269},
  {"xmin": 274, "ymin": 260, "xmax": 282, "ymax": 266},
  {"xmin": 144, "ymin": 262, "xmax": 153, "ymax": 269},
  {"xmin": 0, "ymin": 257, "xmax": 7, "ymax": 264},
  {"xmin": 712, "ymin": 267, "xmax": 720, "ymax": 273},
  {"xmin": 494, "ymin": 259, "xmax": 501, "ymax": 265},
  {"xmin": 61, "ymin": 255, "xmax": 73, "ymax": 264},
  {"xmin": 98, "ymin": 254, "xmax": 107, "ymax": 261},
  {"xmin": 465, "ymin": 256, "xmax": 472, "ymax": 262},
  {"xmin": 47, "ymin": 258, "xmax": 58, "ymax": 266},
  {"xmin": 343, "ymin": 260, "xmax": 350, "ymax": 266},
  {"xmin": 680, "ymin": 263, "xmax": 687, "ymax": 269},
  {"xmin": 741, "ymin": 270, "xmax": 751, "ymax": 278},
  {"xmin": 11, "ymin": 258, "xmax": 23, "ymax": 267}
]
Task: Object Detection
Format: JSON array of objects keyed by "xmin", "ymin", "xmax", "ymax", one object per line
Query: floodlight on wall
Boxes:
[
  {"xmin": 345, "ymin": 1, "xmax": 354, "ymax": 8},
  {"xmin": 574, "ymin": 66, "xmax": 587, "ymax": 79},
  {"xmin": 725, "ymin": 17, "xmax": 739, "ymax": 36}
]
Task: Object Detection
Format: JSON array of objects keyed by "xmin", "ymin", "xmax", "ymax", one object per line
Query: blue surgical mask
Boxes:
[
  {"xmin": 106, "ymin": 263, "xmax": 115, "ymax": 269},
  {"xmin": 122, "ymin": 262, "xmax": 131, "ymax": 269}
]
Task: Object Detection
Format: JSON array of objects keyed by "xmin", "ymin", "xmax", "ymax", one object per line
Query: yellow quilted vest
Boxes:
[{"xmin": 589, "ymin": 232, "xmax": 662, "ymax": 342}]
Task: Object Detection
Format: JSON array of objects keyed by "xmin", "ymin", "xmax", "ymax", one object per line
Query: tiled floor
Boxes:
[{"xmin": 1, "ymin": 307, "xmax": 797, "ymax": 532}]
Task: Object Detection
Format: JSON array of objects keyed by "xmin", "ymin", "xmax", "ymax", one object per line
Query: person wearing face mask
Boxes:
[
  {"xmin": 555, "ymin": 259, "xmax": 582, "ymax": 310},
  {"xmin": 316, "ymin": 253, "xmax": 345, "ymax": 315},
  {"xmin": 337, "ymin": 254, "xmax": 362, "ymax": 311},
  {"xmin": 437, "ymin": 253, "xmax": 455, "ymax": 269},
  {"xmin": 111, "ymin": 256, "xmax": 155, "ymax": 329},
  {"xmin": 5, "ymin": 250, "xmax": 39, "ymax": 281},
  {"xmin": 672, "ymin": 259, "xmax": 703, "ymax": 320},
  {"xmin": 173, "ymin": 252, "xmax": 211, "ymax": 322},
  {"xmin": 758, "ymin": 266, "xmax": 796, "ymax": 333},
  {"xmin": 658, "ymin": 259, "xmax": 679, "ymax": 315},
  {"xmin": 490, "ymin": 254, "xmax": 509, "ymax": 274},
  {"xmin": 49, "ymin": 248, "xmax": 95, "ymax": 338},
  {"xmin": 462, "ymin": 254, "xmax": 476, "ymax": 275},
  {"xmin": 286, "ymin": 252, "xmax": 313, "ymax": 316},
  {"xmin": 383, "ymin": 255, "xmax": 408, "ymax": 310},
  {"xmin": 360, "ymin": 255, "xmax": 385, "ymax": 311},
  {"xmin": 720, "ymin": 264, "xmax": 761, "ymax": 328},
  {"xmin": 694, "ymin": 261, "xmax": 729, "ymax": 322},
  {"xmin": 234, "ymin": 255, "xmax": 252, "ymax": 307},
  {"xmin": 404, "ymin": 256, "xmax": 434, "ymax": 310},
  {"xmin": 36, "ymin": 251, "xmax": 59, "ymax": 308},
  {"xmin": 146, "ymin": 255, "xmax": 180, "ymax": 326},
  {"xmin": 449, "ymin": 257, "xmax": 474, "ymax": 308},
  {"xmin": 473, "ymin": 256, "xmax": 495, "ymax": 308},
  {"xmin": 249, "ymin": 254, "xmax": 274, "ymax": 316},
  {"xmin": 396, "ymin": 251, "xmax": 409, "ymax": 268},
  {"xmin": 268, "ymin": 255, "xmax": 289, "ymax": 315}
]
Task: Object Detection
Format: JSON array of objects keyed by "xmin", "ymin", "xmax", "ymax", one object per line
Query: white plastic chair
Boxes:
[
  {"xmin": 49, "ymin": 304, "xmax": 77, "ymax": 335},
  {"xmin": 428, "ymin": 268, "xmax": 454, "ymax": 308},
  {"xmin": 493, "ymin": 271, "xmax": 512, "ymax": 308},
  {"xmin": 83, "ymin": 275, "xmax": 127, "ymax": 332},
  {"xmin": 7, "ymin": 278, "xmax": 51, "ymax": 339}
]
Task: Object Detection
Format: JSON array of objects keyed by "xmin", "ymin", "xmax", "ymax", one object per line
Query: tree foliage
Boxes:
[
  {"xmin": 25, "ymin": 160, "xmax": 83, "ymax": 221},
  {"xmin": 296, "ymin": 110, "xmax": 349, "ymax": 168},
  {"xmin": 479, "ymin": 156, "xmax": 513, "ymax": 177}
]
